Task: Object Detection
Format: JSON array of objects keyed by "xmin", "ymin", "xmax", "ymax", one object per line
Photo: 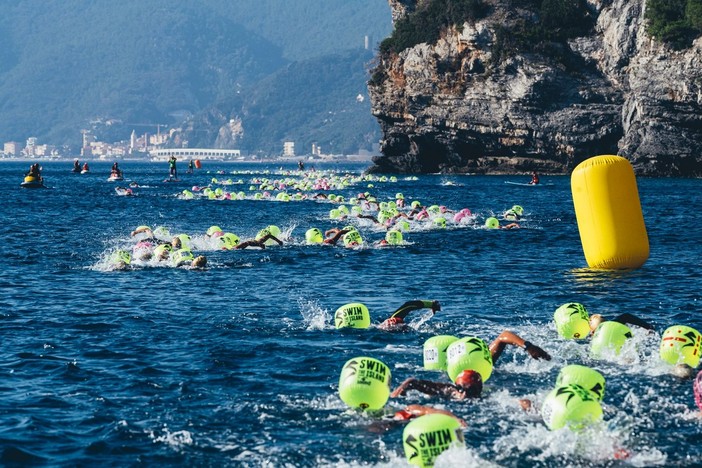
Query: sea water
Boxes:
[{"xmin": 1, "ymin": 161, "xmax": 700, "ymax": 467}]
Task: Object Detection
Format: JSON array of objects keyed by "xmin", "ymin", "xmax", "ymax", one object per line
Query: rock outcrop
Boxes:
[{"xmin": 368, "ymin": 0, "xmax": 702, "ymax": 176}]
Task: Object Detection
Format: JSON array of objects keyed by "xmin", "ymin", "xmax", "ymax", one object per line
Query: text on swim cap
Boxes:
[
  {"xmin": 357, "ymin": 359, "xmax": 388, "ymax": 384},
  {"xmin": 405, "ymin": 428, "xmax": 463, "ymax": 465},
  {"xmin": 424, "ymin": 347, "xmax": 439, "ymax": 363}
]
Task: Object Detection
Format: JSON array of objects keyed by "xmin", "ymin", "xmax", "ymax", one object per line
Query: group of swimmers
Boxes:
[{"xmin": 333, "ymin": 299, "xmax": 702, "ymax": 463}]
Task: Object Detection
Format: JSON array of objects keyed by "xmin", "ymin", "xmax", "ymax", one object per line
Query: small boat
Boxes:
[
  {"xmin": 81, "ymin": 169, "xmax": 89, "ymax": 174},
  {"xmin": 107, "ymin": 172, "xmax": 124, "ymax": 182},
  {"xmin": 20, "ymin": 175, "xmax": 46, "ymax": 188}
]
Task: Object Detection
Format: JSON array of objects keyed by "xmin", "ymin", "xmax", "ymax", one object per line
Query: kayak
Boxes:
[
  {"xmin": 107, "ymin": 175, "xmax": 124, "ymax": 182},
  {"xmin": 81, "ymin": 169, "xmax": 89, "ymax": 174}
]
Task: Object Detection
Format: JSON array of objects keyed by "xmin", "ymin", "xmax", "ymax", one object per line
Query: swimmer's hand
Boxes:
[
  {"xmin": 390, "ymin": 378, "xmax": 412, "ymax": 398},
  {"xmin": 524, "ymin": 341, "xmax": 551, "ymax": 360}
]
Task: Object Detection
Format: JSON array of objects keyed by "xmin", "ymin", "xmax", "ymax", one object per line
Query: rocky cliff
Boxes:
[{"xmin": 368, "ymin": 0, "xmax": 702, "ymax": 176}]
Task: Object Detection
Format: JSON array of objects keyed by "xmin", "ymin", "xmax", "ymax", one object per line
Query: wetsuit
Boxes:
[{"xmin": 385, "ymin": 300, "xmax": 441, "ymax": 322}]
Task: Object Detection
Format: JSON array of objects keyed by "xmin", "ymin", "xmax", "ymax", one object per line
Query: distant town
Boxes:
[{"xmin": 1, "ymin": 127, "xmax": 372, "ymax": 162}]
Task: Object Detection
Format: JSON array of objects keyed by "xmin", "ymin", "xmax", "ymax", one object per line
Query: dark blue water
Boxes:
[{"xmin": 1, "ymin": 161, "xmax": 701, "ymax": 467}]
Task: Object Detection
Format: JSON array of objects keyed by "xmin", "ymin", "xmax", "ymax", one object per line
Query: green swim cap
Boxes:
[
  {"xmin": 171, "ymin": 249, "xmax": 194, "ymax": 267},
  {"xmin": 433, "ymin": 217, "xmax": 447, "ymax": 228},
  {"xmin": 660, "ymin": 325, "xmax": 702, "ymax": 368},
  {"xmin": 111, "ymin": 250, "xmax": 131, "ymax": 265},
  {"xmin": 343, "ymin": 230, "xmax": 363, "ymax": 247},
  {"xmin": 338, "ymin": 356, "xmax": 390, "ymax": 410},
  {"xmin": 176, "ymin": 234, "xmax": 191, "ymax": 250},
  {"xmin": 541, "ymin": 384, "xmax": 603, "ymax": 431},
  {"xmin": 484, "ymin": 217, "xmax": 500, "ymax": 229},
  {"xmin": 153, "ymin": 244, "xmax": 172, "ymax": 258},
  {"xmin": 207, "ymin": 226, "xmax": 223, "ymax": 236},
  {"xmin": 554, "ymin": 303, "xmax": 590, "ymax": 339},
  {"xmin": 305, "ymin": 228, "xmax": 323, "ymax": 244},
  {"xmin": 512, "ymin": 205, "xmax": 524, "ymax": 216},
  {"xmin": 329, "ymin": 209, "xmax": 341, "ymax": 220},
  {"xmin": 590, "ymin": 321, "xmax": 633, "ymax": 359},
  {"xmin": 446, "ymin": 337, "xmax": 493, "ymax": 382},
  {"xmin": 403, "ymin": 414, "xmax": 464, "ymax": 468},
  {"xmin": 334, "ymin": 303, "xmax": 371, "ymax": 329},
  {"xmin": 153, "ymin": 226, "xmax": 170, "ymax": 239},
  {"xmin": 411, "ymin": 200, "xmax": 421, "ymax": 209},
  {"xmin": 220, "ymin": 233, "xmax": 240, "ymax": 249},
  {"xmin": 556, "ymin": 365, "xmax": 606, "ymax": 401},
  {"xmin": 385, "ymin": 230, "xmax": 403, "ymax": 245},
  {"xmin": 423, "ymin": 335, "xmax": 459, "ymax": 371}
]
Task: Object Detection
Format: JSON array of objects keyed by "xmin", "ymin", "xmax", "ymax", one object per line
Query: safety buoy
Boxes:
[{"xmin": 571, "ymin": 155, "xmax": 649, "ymax": 269}]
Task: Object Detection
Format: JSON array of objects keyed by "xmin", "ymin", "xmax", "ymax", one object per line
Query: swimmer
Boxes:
[
  {"xmin": 529, "ymin": 171, "xmax": 540, "ymax": 185},
  {"xmin": 694, "ymin": 370, "xmax": 702, "ymax": 413},
  {"xmin": 390, "ymin": 330, "xmax": 550, "ymax": 400},
  {"xmin": 588, "ymin": 312, "xmax": 654, "ymax": 335},
  {"xmin": 234, "ymin": 233, "xmax": 283, "ymax": 249},
  {"xmin": 484, "ymin": 217, "xmax": 520, "ymax": 229},
  {"xmin": 323, "ymin": 228, "xmax": 352, "ymax": 245},
  {"xmin": 379, "ymin": 300, "xmax": 441, "ymax": 330},
  {"xmin": 131, "ymin": 226, "xmax": 155, "ymax": 240}
]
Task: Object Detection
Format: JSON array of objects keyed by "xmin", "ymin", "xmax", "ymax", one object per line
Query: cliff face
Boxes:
[{"xmin": 368, "ymin": 0, "xmax": 702, "ymax": 176}]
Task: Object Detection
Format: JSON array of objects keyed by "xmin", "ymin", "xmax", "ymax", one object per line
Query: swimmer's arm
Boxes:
[
  {"xmin": 323, "ymin": 229, "xmax": 349, "ymax": 245},
  {"xmin": 390, "ymin": 378, "xmax": 456, "ymax": 399},
  {"xmin": 259, "ymin": 233, "xmax": 283, "ymax": 245},
  {"xmin": 385, "ymin": 300, "xmax": 441, "ymax": 321},
  {"xmin": 234, "ymin": 240, "xmax": 265, "ymax": 250},
  {"xmin": 612, "ymin": 313, "xmax": 655, "ymax": 331},
  {"xmin": 356, "ymin": 214, "xmax": 379, "ymax": 223},
  {"xmin": 395, "ymin": 405, "xmax": 467, "ymax": 427},
  {"xmin": 489, "ymin": 330, "xmax": 551, "ymax": 363}
]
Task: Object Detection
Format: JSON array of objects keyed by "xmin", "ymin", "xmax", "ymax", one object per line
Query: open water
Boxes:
[{"xmin": 1, "ymin": 160, "xmax": 701, "ymax": 467}]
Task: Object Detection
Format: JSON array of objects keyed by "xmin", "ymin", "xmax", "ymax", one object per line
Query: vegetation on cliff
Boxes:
[
  {"xmin": 646, "ymin": 0, "xmax": 702, "ymax": 49},
  {"xmin": 378, "ymin": 0, "xmax": 488, "ymax": 55}
]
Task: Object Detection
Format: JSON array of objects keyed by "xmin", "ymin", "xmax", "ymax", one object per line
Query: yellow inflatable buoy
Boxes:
[{"xmin": 571, "ymin": 155, "xmax": 649, "ymax": 269}]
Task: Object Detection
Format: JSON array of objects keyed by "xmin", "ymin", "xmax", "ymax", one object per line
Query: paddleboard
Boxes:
[{"xmin": 505, "ymin": 181, "xmax": 554, "ymax": 186}]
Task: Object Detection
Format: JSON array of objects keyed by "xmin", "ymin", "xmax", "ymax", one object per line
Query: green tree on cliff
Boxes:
[{"xmin": 646, "ymin": 0, "xmax": 702, "ymax": 49}]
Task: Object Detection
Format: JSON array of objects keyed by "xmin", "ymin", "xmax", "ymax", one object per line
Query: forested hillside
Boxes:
[{"xmin": 0, "ymin": 0, "xmax": 391, "ymax": 153}]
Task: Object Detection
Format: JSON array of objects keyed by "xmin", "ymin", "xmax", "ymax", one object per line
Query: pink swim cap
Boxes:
[{"xmin": 694, "ymin": 370, "xmax": 702, "ymax": 411}]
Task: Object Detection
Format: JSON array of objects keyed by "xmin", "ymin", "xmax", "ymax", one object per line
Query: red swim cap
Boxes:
[
  {"xmin": 694, "ymin": 370, "xmax": 702, "ymax": 412},
  {"xmin": 455, "ymin": 370, "xmax": 483, "ymax": 397}
]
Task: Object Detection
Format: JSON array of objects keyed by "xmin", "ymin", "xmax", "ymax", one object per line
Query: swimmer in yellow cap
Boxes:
[
  {"xmin": 322, "ymin": 228, "xmax": 353, "ymax": 245},
  {"xmin": 391, "ymin": 330, "xmax": 550, "ymax": 400}
]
